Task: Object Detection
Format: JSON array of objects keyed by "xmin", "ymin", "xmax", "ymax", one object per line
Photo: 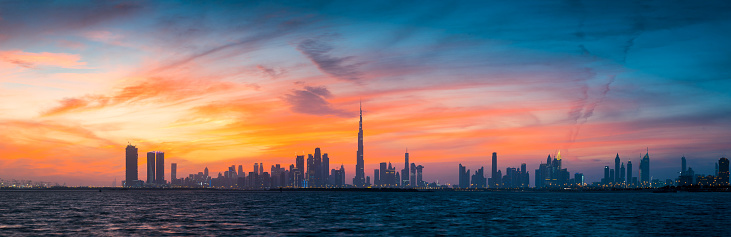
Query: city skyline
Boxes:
[{"xmin": 1, "ymin": 1, "xmax": 731, "ymax": 186}]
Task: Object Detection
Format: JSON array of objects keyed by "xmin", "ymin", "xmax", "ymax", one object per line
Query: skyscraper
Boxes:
[
  {"xmin": 640, "ymin": 150, "xmax": 650, "ymax": 187},
  {"xmin": 681, "ymin": 156, "xmax": 687, "ymax": 175},
  {"xmin": 719, "ymin": 157, "xmax": 729, "ymax": 186},
  {"xmin": 373, "ymin": 169, "xmax": 380, "ymax": 186},
  {"xmin": 491, "ymin": 152, "xmax": 498, "ymax": 188},
  {"xmin": 125, "ymin": 144, "xmax": 138, "ymax": 187},
  {"xmin": 295, "ymin": 155, "xmax": 304, "ymax": 187},
  {"xmin": 614, "ymin": 154, "xmax": 620, "ymax": 184},
  {"xmin": 620, "ymin": 162, "xmax": 625, "ymax": 184},
  {"xmin": 171, "ymin": 163, "xmax": 177, "ymax": 183},
  {"xmin": 627, "ymin": 160, "xmax": 633, "ymax": 186},
  {"xmin": 323, "ymin": 153, "xmax": 330, "ymax": 186},
  {"xmin": 353, "ymin": 101, "xmax": 365, "ymax": 187},
  {"xmin": 402, "ymin": 150, "xmax": 410, "ymax": 186},
  {"xmin": 379, "ymin": 162, "xmax": 387, "ymax": 187},
  {"xmin": 603, "ymin": 166, "xmax": 610, "ymax": 185},
  {"xmin": 254, "ymin": 163, "xmax": 259, "ymax": 175},
  {"xmin": 314, "ymin": 148, "xmax": 322, "ymax": 187},
  {"xmin": 458, "ymin": 164, "xmax": 469, "ymax": 188},
  {"xmin": 155, "ymin": 151, "xmax": 165, "ymax": 184},
  {"xmin": 147, "ymin": 151, "xmax": 155, "ymax": 184}
]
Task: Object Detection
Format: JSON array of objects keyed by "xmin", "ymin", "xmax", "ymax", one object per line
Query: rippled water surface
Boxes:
[{"xmin": 1, "ymin": 190, "xmax": 729, "ymax": 236}]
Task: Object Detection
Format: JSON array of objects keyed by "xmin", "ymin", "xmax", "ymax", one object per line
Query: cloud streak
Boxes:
[{"xmin": 297, "ymin": 39, "xmax": 364, "ymax": 82}]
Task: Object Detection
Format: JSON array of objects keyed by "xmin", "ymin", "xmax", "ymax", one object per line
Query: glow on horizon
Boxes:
[{"xmin": 0, "ymin": 1, "xmax": 730, "ymax": 186}]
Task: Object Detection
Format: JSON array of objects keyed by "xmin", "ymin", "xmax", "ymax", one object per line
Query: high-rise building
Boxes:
[
  {"xmin": 603, "ymin": 166, "xmax": 610, "ymax": 185},
  {"xmin": 373, "ymin": 169, "xmax": 380, "ymax": 186},
  {"xmin": 614, "ymin": 154, "xmax": 620, "ymax": 184},
  {"xmin": 627, "ymin": 160, "xmax": 633, "ymax": 186},
  {"xmin": 171, "ymin": 163, "xmax": 177, "ymax": 183},
  {"xmin": 640, "ymin": 150, "xmax": 650, "ymax": 187},
  {"xmin": 254, "ymin": 163, "xmax": 259, "ymax": 175},
  {"xmin": 402, "ymin": 150, "xmax": 410, "ymax": 186},
  {"xmin": 574, "ymin": 173, "xmax": 584, "ymax": 185},
  {"xmin": 238, "ymin": 165, "xmax": 243, "ymax": 177},
  {"xmin": 295, "ymin": 155, "xmax": 304, "ymax": 187},
  {"xmin": 259, "ymin": 163, "xmax": 263, "ymax": 176},
  {"xmin": 314, "ymin": 148, "xmax": 322, "ymax": 187},
  {"xmin": 416, "ymin": 165, "xmax": 424, "ymax": 187},
  {"xmin": 471, "ymin": 166, "xmax": 486, "ymax": 188},
  {"xmin": 491, "ymin": 152, "xmax": 498, "ymax": 188},
  {"xmin": 353, "ymin": 101, "xmax": 366, "ymax": 187},
  {"xmin": 147, "ymin": 151, "xmax": 155, "ymax": 184},
  {"xmin": 125, "ymin": 144, "xmax": 139, "ymax": 187},
  {"xmin": 379, "ymin": 162, "xmax": 387, "ymax": 187},
  {"xmin": 322, "ymin": 153, "xmax": 330, "ymax": 186},
  {"xmin": 681, "ymin": 156, "xmax": 687, "ymax": 176},
  {"xmin": 410, "ymin": 163, "xmax": 416, "ymax": 187},
  {"xmin": 458, "ymin": 164, "xmax": 470, "ymax": 188},
  {"xmin": 620, "ymin": 162, "xmax": 626, "ymax": 184},
  {"xmin": 307, "ymin": 154, "xmax": 315, "ymax": 186},
  {"xmin": 718, "ymin": 157, "xmax": 729, "ymax": 186},
  {"xmin": 155, "ymin": 152, "xmax": 165, "ymax": 184}
]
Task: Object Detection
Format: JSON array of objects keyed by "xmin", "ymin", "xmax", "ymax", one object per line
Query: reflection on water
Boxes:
[{"xmin": 0, "ymin": 190, "xmax": 728, "ymax": 235}]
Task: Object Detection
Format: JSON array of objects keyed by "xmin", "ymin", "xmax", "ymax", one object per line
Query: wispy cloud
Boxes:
[
  {"xmin": 283, "ymin": 85, "xmax": 351, "ymax": 117},
  {"xmin": 297, "ymin": 38, "xmax": 364, "ymax": 82}
]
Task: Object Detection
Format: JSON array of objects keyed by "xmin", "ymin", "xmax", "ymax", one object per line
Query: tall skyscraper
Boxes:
[
  {"xmin": 323, "ymin": 153, "xmax": 330, "ymax": 186},
  {"xmin": 681, "ymin": 156, "xmax": 687, "ymax": 175},
  {"xmin": 147, "ymin": 151, "xmax": 155, "ymax": 184},
  {"xmin": 254, "ymin": 163, "xmax": 259, "ymax": 175},
  {"xmin": 307, "ymin": 154, "xmax": 315, "ymax": 186},
  {"xmin": 171, "ymin": 163, "xmax": 177, "ymax": 183},
  {"xmin": 410, "ymin": 163, "xmax": 416, "ymax": 187},
  {"xmin": 719, "ymin": 157, "xmax": 729, "ymax": 186},
  {"xmin": 491, "ymin": 152, "xmax": 498, "ymax": 188},
  {"xmin": 353, "ymin": 101, "xmax": 365, "ymax": 187},
  {"xmin": 379, "ymin": 162, "xmax": 387, "ymax": 187},
  {"xmin": 603, "ymin": 166, "xmax": 610, "ymax": 184},
  {"xmin": 416, "ymin": 165, "xmax": 424, "ymax": 187},
  {"xmin": 640, "ymin": 149, "xmax": 650, "ymax": 187},
  {"xmin": 402, "ymin": 150, "xmax": 410, "ymax": 186},
  {"xmin": 620, "ymin": 162, "xmax": 625, "ymax": 184},
  {"xmin": 259, "ymin": 163, "xmax": 263, "ymax": 175},
  {"xmin": 627, "ymin": 160, "xmax": 633, "ymax": 186},
  {"xmin": 155, "ymin": 151, "xmax": 165, "ymax": 184},
  {"xmin": 314, "ymin": 148, "xmax": 322, "ymax": 187},
  {"xmin": 125, "ymin": 144, "xmax": 138, "ymax": 187},
  {"xmin": 373, "ymin": 169, "xmax": 380, "ymax": 186},
  {"xmin": 614, "ymin": 154, "xmax": 620, "ymax": 184},
  {"xmin": 296, "ymin": 155, "xmax": 305, "ymax": 187},
  {"xmin": 458, "ymin": 164, "xmax": 470, "ymax": 188},
  {"xmin": 238, "ymin": 165, "xmax": 243, "ymax": 177}
]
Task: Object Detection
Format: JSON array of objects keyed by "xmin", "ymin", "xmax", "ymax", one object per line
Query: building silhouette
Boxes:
[
  {"xmin": 402, "ymin": 150, "xmax": 410, "ymax": 187},
  {"xmin": 719, "ymin": 157, "xmax": 729, "ymax": 186},
  {"xmin": 155, "ymin": 151, "xmax": 165, "ymax": 185},
  {"xmin": 627, "ymin": 160, "xmax": 633, "ymax": 187},
  {"xmin": 171, "ymin": 163, "xmax": 177, "ymax": 184},
  {"xmin": 471, "ymin": 166, "xmax": 486, "ymax": 188},
  {"xmin": 614, "ymin": 154, "xmax": 620, "ymax": 184},
  {"xmin": 640, "ymin": 150, "xmax": 650, "ymax": 187},
  {"xmin": 124, "ymin": 144, "xmax": 139, "ymax": 187},
  {"xmin": 490, "ymin": 152, "xmax": 498, "ymax": 188},
  {"xmin": 458, "ymin": 164, "xmax": 470, "ymax": 188},
  {"xmin": 147, "ymin": 151, "xmax": 155, "ymax": 184},
  {"xmin": 353, "ymin": 101, "xmax": 365, "ymax": 187}
]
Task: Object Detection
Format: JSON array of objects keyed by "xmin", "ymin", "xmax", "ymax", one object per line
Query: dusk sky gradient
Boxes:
[{"xmin": 1, "ymin": 0, "xmax": 731, "ymax": 186}]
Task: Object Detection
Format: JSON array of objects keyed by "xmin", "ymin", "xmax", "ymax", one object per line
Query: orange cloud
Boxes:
[{"xmin": 0, "ymin": 50, "xmax": 87, "ymax": 69}]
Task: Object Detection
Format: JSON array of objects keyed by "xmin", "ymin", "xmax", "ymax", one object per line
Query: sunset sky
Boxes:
[{"xmin": 1, "ymin": 1, "xmax": 730, "ymax": 186}]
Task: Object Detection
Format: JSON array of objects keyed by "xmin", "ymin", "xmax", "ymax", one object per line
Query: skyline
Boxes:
[{"xmin": 1, "ymin": 1, "xmax": 731, "ymax": 186}]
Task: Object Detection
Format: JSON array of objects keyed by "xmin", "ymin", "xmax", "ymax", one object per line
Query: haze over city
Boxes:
[{"xmin": 1, "ymin": 1, "xmax": 730, "ymax": 186}]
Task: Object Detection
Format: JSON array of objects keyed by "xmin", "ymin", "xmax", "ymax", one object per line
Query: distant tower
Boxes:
[
  {"xmin": 254, "ymin": 163, "xmax": 259, "ymax": 175},
  {"xmin": 719, "ymin": 157, "xmax": 729, "ymax": 186},
  {"xmin": 403, "ymin": 149, "xmax": 410, "ymax": 187},
  {"xmin": 614, "ymin": 154, "xmax": 620, "ymax": 184},
  {"xmin": 171, "ymin": 163, "xmax": 177, "ymax": 183},
  {"xmin": 639, "ymin": 149, "xmax": 650, "ymax": 187},
  {"xmin": 155, "ymin": 151, "xmax": 165, "ymax": 184},
  {"xmin": 681, "ymin": 156, "xmax": 687, "ymax": 176},
  {"xmin": 627, "ymin": 160, "xmax": 633, "ymax": 186},
  {"xmin": 147, "ymin": 151, "xmax": 156, "ymax": 184},
  {"xmin": 204, "ymin": 167, "xmax": 209, "ymax": 177},
  {"xmin": 125, "ymin": 144, "xmax": 139, "ymax": 187},
  {"xmin": 323, "ymin": 153, "xmax": 330, "ymax": 186},
  {"xmin": 604, "ymin": 166, "xmax": 610, "ymax": 184},
  {"xmin": 491, "ymin": 152, "xmax": 498, "ymax": 188},
  {"xmin": 353, "ymin": 101, "xmax": 366, "ymax": 187}
]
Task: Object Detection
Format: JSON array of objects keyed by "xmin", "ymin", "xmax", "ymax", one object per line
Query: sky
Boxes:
[{"xmin": 1, "ymin": 0, "xmax": 730, "ymax": 186}]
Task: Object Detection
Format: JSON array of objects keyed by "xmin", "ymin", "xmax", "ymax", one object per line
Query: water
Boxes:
[{"xmin": 0, "ymin": 190, "xmax": 728, "ymax": 236}]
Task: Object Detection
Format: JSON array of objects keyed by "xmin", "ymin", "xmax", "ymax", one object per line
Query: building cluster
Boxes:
[
  {"xmin": 371, "ymin": 151, "xmax": 426, "ymax": 187},
  {"xmin": 122, "ymin": 144, "xmax": 177, "ymax": 187},
  {"xmin": 597, "ymin": 151, "xmax": 651, "ymax": 188},
  {"xmin": 457, "ymin": 152, "xmax": 529, "ymax": 189},
  {"xmin": 676, "ymin": 157, "xmax": 729, "ymax": 187}
]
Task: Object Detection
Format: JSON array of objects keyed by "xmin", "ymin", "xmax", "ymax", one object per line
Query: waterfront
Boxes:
[{"xmin": 0, "ymin": 190, "xmax": 728, "ymax": 235}]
